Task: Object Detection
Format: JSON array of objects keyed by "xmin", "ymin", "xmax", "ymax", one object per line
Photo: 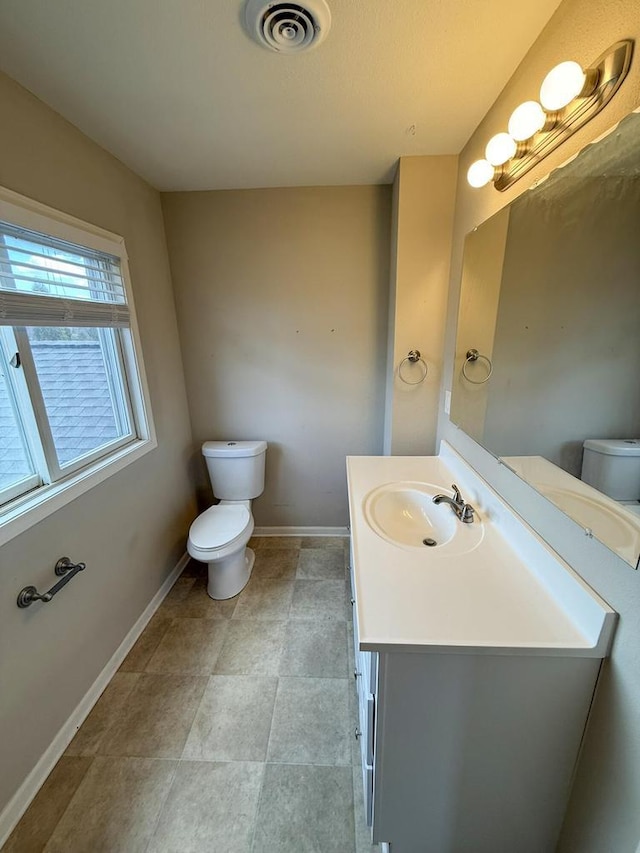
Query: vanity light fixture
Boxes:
[{"xmin": 467, "ymin": 40, "xmax": 634, "ymax": 191}]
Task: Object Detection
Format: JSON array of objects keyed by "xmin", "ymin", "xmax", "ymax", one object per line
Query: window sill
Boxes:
[{"xmin": 0, "ymin": 436, "xmax": 157, "ymax": 547}]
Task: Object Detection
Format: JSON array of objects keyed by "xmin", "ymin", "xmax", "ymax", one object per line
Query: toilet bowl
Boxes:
[
  {"xmin": 188, "ymin": 501, "xmax": 255, "ymax": 599},
  {"xmin": 187, "ymin": 440, "xmax": 267, "ymax": 600}
]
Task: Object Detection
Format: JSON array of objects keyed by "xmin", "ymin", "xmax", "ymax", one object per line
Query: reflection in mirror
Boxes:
[{"xmin": 451, "ymin": 110, "xmax": 640, "ymax": 568}]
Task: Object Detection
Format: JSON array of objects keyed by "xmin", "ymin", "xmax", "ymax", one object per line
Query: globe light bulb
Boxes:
[
  {"xmin": 467, "ymin": 159, "xmax": 494, "ymax": 188},
  {"xmin": 540, "ymin": 61, "xmax": 586, "ymax": 111},
  {"xmin": 508, "ymin": 101, "xmax": 546, "ymax": 141},
  {"xmin": 485, "ymin": 133, "xmax": 517, "ymax": 167}
]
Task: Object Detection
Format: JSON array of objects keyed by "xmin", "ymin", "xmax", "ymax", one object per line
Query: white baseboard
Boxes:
[
  {"xmin": 252, "ymin": 526, "xmax": 350, "ymax": 537},
  {"xmin": 0, "ymin": 551, "xmax": 190, "ymax": 848}
]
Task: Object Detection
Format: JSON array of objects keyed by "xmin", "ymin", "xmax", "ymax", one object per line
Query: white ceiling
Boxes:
[{"xmin": 0, "ymin": 0, "xmax": 563, "ymax": 191}]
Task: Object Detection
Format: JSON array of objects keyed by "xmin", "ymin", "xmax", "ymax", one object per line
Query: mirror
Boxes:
[{"xmin": 451, "ymin": 110, "xmax": 640, "ymax": 568}]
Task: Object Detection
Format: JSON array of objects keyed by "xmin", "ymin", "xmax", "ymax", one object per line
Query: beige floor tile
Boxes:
[
  {"xmin": 300, "ymin": 536, "xmax": 349, "ymax": 550},
  {"xmin": 161, "ymin": 576, "xmax": 196, "ymax": 603},
  {"xmin": 99, "ymin": 673, "xmax": 208, "ymax": 758},
  {"xmin": 144, "ymin": 618, "xmax": 228, "ymax": 675},
  {"xmin": 279, "ymin": 620, "xmax": 348, "ymax": 678},
  {"xmin": 183, "ymin": 675, "xmax": 277, "ymax": 761},
  {"xmin": 43, "ymin": 756, "xmax": 175, "ymax": 853},
  {"xmin": 232, "ymin": 578, "xmax": 294, "ymax": 620},
  {"xmin": 157, "ymin": 577, "xmax": 238, "ymax": 619},
  {"xmin": 3, "ymin": 756, "xmax": 93, "ymax": 853},
  {"xmin": 252, "ymin": 548, "xmax": 299, "ymax": 579},
  {"xmin": 213, "ymin": 619, "xmax": 286, "ymax": 675},
  {"xmin": 289, "ymin": 579, "xmax": 348, "ymax": 621},
  {"xmin": 66, "ymin": 673, "xmax": 140, "ymax": 756},
  {"xmin": 119, "ymin": 614, "xmax": 174, "ymax": 673},
  {"xmin": 296, "ymin": 547, "xmax": 347, "ymax": 580},
  {"xmin": 147, "ymin": 761, "xmax": 264, "ymax": 852},
  {"xmin": 267, "ymin": 677, "xmax": 351, "ymax": 766},
  {"xmin": 252, "ymin": 764, "xmax": 354, "ymax": 853}
]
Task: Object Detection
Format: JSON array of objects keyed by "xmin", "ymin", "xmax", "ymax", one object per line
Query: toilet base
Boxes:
[{"xmin": 207, "ymin": 546, "xmax": 255, "ymax": 600}]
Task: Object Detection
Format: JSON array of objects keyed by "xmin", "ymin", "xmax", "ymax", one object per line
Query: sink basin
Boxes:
[{"xmin": 363, "ymin": 481, "xmax": 484, "ymax": 554}]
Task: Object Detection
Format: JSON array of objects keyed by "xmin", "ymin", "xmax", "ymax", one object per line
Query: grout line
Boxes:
[
  {"xmin": 177, "ymin": 674, "xmax": 213, "ymax": 763},
  {"xmin": 141, "ymin": 757, "xmax": 181, "ymax": 853}
]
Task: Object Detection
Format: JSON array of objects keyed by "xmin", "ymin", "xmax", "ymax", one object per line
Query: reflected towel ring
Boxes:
[
  {"xmin": 462, "ymin": 349, "xmax": 493, "ymax": 384},
  {"xmin": 399, "ymin": 350, "xmax": 428, "ymax": 385}
]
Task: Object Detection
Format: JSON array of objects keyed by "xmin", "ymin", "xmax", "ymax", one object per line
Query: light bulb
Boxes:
[
  {"xmin": 508, "ymin": 101, "xmax": 546, "ymax": 141},
  {"xmin": 540, "ymin": 61, "xmax": 586, "ymax": 111},
  {"xmin": 467, "ymin": 159, "xmax": 494, "ymax": 188},
  {"xmin": 485, "ymin": 133, "xmax": 517, "ymax": 167}
]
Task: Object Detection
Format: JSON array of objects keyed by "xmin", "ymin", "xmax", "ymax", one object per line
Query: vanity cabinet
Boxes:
[
  {"xmin": 346, "ymin": 447, "xmax": 616, "ymax": 853},
  {"xmin": 350, "ymin": 559, "xmax": 601, "ymax": 853}
]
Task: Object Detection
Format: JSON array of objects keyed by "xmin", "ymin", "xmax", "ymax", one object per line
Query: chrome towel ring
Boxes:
[
  {"xmin": 399, "ymin": 350, "xmax": 428, "ymax": 385},
  {"xmin": 462, "ymin": 349, "xmax": 493, "ymax": 385}
]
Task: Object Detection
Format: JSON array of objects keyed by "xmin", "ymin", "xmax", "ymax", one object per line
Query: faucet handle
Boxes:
[
  {"xmin": 460, "ymin": 503, "xmax": 475, "ymax": 523},
  {"xmin": 451, "ymin": 484, "xmax": 463, "ymax": 504}
]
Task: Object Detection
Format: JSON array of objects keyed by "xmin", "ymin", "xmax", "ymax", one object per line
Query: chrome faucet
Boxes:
[{"xmin": 432, "ymin": 484, "xmax": 475, "ymax": 524}]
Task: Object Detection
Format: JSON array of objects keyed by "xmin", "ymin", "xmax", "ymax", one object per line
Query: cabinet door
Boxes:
[{"xmin": 362, "ymin": 761, "xmax": 374, "ymax": 827}]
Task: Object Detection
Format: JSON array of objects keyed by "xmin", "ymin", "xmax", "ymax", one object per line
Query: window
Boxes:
[{"xmin": 0, "ymin": 187, "xmax": 155, "ymax": 542}]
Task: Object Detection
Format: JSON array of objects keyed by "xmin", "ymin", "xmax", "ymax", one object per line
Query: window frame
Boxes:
[{"xmin": 0, "ymin": 185, "xmax": 157, "ymax": 546}]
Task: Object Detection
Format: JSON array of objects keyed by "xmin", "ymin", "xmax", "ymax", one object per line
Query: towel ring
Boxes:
[
  {"xmin": 462, "ymin": 349, "xmax": 493, "ymax": 385},
  {"xmin": 399, "ymin": 350, "xmax": 428, "ymax": 385}
]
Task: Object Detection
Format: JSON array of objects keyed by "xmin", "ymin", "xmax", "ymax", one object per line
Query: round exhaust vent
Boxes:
[{"xmin": 245, "ymin": 0, "xmax": 331, "ymax": 53}]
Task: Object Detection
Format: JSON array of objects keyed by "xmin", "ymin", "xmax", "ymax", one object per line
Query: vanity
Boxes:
[{"xmin": 347, "ymin": 443, "xmax": 616, "ymax": 853}]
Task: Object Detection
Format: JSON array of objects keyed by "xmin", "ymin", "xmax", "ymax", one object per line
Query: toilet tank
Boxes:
[
  {"xmin": 581, "ymin": 439, "xmax": 640, "ymax": 500},
  {"xmin": 202, "ymin": 440, "xmax": 267, "ymax": 500}
]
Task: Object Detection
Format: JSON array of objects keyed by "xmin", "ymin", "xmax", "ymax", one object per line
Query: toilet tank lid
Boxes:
[
  {"xmin": 583, "ymin": 439, "xmax": 640, "ymax": 457},
  {"xmin": 202, "ymin": 440, "xmax": 267, "ymax": 458}
]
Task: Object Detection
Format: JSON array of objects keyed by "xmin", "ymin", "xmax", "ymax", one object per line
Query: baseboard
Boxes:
[
  {"xmin": 252, "ymin": 526, "xmax": 350, "ymax": 537},
  {"xmin": 0, "ymin": 551, "xmax": 190, "ymax": 848}
]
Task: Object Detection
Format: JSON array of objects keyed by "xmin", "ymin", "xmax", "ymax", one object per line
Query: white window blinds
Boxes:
[{"xmin": 0, "ymin": 222, "xmax": 130, "ymax": 327}]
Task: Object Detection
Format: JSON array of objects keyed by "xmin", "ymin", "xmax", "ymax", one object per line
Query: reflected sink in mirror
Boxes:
[
  {"xmin": 363, "ymin": 481, "xmax": 485, "ymax": 555},
  {"xmin": 503, "ymin": 455, "xmax": 640, "ymax": 567},
  {"xmin": 538, "ymin": 485, "xmax": 640, "ymax": 566}
]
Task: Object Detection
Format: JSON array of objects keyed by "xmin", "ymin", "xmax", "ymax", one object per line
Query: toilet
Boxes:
[
  {"xmin": 581, "ymin": 439, "xmax": 640, "ymax": 516},
  {"xmin": 187, "ymin": 440, "xmax": 267, "ymax": 599}
]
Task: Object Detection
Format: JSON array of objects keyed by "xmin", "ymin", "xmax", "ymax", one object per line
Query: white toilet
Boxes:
[
  {"xmin": 187, "ymin": 440, "xmax": 267, "ymax": 599},
  {"xmin": 581, "ymin": 439, "xmax": 640, "ymax": 515}
]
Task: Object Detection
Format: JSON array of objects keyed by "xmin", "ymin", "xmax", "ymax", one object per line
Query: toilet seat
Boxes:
[{"xmin": 189, "ymin": 504, "xmax": 251, "ymax": 553}]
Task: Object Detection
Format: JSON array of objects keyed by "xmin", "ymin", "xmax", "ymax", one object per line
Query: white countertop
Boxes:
[{"xmin": 346, "ymin": 446, "xmax": 616, "ymax": 657}]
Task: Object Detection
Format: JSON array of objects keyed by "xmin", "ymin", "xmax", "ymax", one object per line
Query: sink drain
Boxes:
[{"xmin": 422, "ymin": 538, "xmax": 437, "ymax": 547}]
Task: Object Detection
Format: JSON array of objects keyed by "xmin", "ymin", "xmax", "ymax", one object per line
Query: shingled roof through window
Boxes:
[{"xmin": 1, "ymin": 341, "xmax": 120, "ymax": 490}]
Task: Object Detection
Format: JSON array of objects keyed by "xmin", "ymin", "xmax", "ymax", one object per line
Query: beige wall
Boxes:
[
  {"xmin": 162, "ymin": 186, "xmax": 390, "ymax": 527},
  {"xmin": 440, "ymin": 1, "xmax": 640, "ymax": 849},
  {"xmin": 0, "ymin": 74, "xmax": 195, "ymax": 816},
  {"xmin": 383, "ymin": 156, "xmax": 457, "ymax": 455}
]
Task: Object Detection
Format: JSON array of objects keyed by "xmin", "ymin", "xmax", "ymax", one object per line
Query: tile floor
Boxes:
[{"xmin": 3, "ymin": 536, "xmax": 379, "ymax": 853}]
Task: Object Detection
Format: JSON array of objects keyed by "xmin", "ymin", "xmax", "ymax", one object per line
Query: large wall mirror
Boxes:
[{"xmin": 451, "ymin": 109, "xmax": 640, "ymax": 568}]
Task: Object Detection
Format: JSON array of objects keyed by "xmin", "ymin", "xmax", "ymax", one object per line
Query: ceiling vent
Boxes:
[{"xmin": 245, "ymin": 0, "xmax": 331, "ymax": 54}]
